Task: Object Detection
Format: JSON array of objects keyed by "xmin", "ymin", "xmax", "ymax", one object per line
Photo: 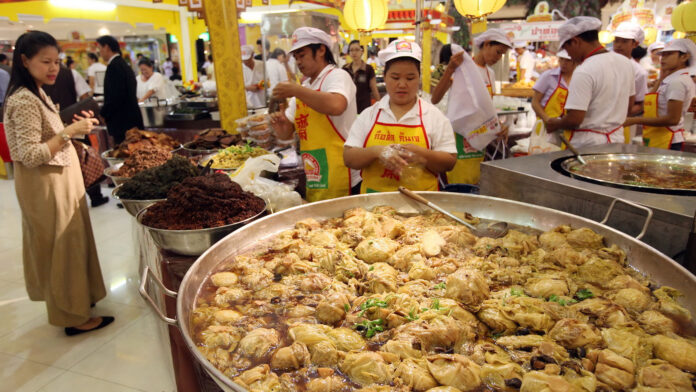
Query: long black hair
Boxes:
[
  {"xmin": 307, "ymin": 43, "xmax": 336, "ymax": 65},
  {"xmin": 6, "ymin": 31, "xmax": 59, "ymax": 111}
]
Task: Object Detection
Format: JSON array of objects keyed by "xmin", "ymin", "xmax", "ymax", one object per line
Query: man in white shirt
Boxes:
[
  {"xmin": 270, "ymin": 27, "xmax": 358, "ymax": 201},
  {"xmin": 514, "ymin": 42, "xmax": 536, "ymax": 82},
  {"xmin": 241, "ymin": 45, "xmax": 266, "ymax": 108},
  {"xmin": 546, "ymin": 17, "xmax": 636, "ymax": 147},
  {"xmin": 86, "ymin": 52, "xmax": 107, "ymax": 95},
  {"xmin": 613, "ymin": 22, "xmax": 648, "ymax": 116}
]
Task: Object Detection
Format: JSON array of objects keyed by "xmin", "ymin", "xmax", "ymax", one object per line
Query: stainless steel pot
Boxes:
[
  {"xmin": 112, "ymin": 185, "xmax": 164, "ymax": 218},
  {"xmin": 140, "ymin": 192, "xmax": 696, "ymax": 392},
  {"xmin": 139, "ymin": 99, "xmax": 169, "ymax": 127}
]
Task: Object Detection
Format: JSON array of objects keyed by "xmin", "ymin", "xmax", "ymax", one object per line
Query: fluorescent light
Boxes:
[
  {"xmin": 50, "ymin": 0, "xmax": 116, "ymax": 12},
  {"xmin": 98, "ymin": 27, "xmax": 110, "ymax": 35}
]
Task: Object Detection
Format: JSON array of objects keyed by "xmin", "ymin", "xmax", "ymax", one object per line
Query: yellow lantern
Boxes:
[
  {"xmin": 598, "ymin": 30, "xmax": 614, "ymax": 44},
  {"xmin": 673, "ymin": 31, "xmax": 686, "ymax": 39},
  {"xmin": 453, "ymin": 0, "xmax": 506, "ymax": 18},
  {"xmin": 643, "ymin": 26, "xmax": 657, "ymax": 45},
  {"xmin": 682, "ymin": 1, "xmax": 696, "ymax": 32},
  {"xmin": 343, "ymin": 0, "xmax": 388, "ymax": 32}
]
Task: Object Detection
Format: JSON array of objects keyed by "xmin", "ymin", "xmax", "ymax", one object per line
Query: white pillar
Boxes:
[{"xmin": 179, "ymin": 8, "xmax": 193, "ymax": 81}]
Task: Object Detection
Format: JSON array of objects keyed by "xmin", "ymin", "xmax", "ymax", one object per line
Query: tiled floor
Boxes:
[{"xmin": 0, "ymin": 179, "xmax": 176, "ymax": 392}]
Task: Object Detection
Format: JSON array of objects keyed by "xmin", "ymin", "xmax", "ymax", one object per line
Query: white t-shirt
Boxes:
[
  {"xmin": 345, "ymin": 96, "xmax": 457, "ymax": 156},
  {"xmin": 243, "ymin": 60, "xmax": 266, "ymax": 108},
  {"xmin": 72, "ymin": 69, "xmax": 91, "ymax": 99},
  {"xmin": 564, "ymin": 51, "xmax": 635, "ymax": 147},
  {"xmin": 533, "ymin": 67, "xmax": 568, "ymax": 107},
  {"xmin": 285, "ymin": 64, "xmax": 359, "ymax": 185},
  {"xmin": 477, "ymin": 64, "xmax": 495, "ymax": 93},
  {"xmin": 86, "ymin": 62, "xmax": 107, "ymax": 94},
  {"xmin": 266, "ymin": 58, "xmax": 289, "ymax": 92},
  {"xmin": 655, "ymin": 70, "xmax": 695, "ymax": 144},
  {"xmin": 136, "ymin": 72, "xmax": 167, "ymax": 100},
  {"xmin": 632, "ymin": 59, "xmax": 648, "ymax": 103},
  {"xmin": 518, "ymin": 50, "xmax": 536, "ymax": 81}
]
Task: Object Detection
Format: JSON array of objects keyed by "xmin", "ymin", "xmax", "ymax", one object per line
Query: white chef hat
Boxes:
[
  {"xmin": 378, "ymin": 40, "xmax": 422, "ymax": 65},
  {"xmin": 613, "ymin": 22, "xmax": 645, "ymax": 44},
  {"xmin": 289, "ymin": 27, "xmax": 334, "ymax": 53},
  {"xmin": 559, "ymin": 16, "xmax": 602, "ymax": 48},
  {"xmin": 647, "ymin": 41, "xmax": 665, "ymax": 53},
  {"xmin": 513, "ymin": 41, "xmax": 528, "ymax": 49},
  {"xmin": 241, "ymin": 45, "xmax": 254, "ymax": 60},
  {"xmin": 658, "ymin": 38, "xmax": 696, "ymax": 67},
  {"xmin": 472, "ymin": 28, "xmax": 512, "ymax": 49},
  {"xmin": 556, "ymin": 49, "xmax": 571, "ymax": 60}
]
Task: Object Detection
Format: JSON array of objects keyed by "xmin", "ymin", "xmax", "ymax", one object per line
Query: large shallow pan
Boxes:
[
  {"xmin": 140, "ymin": 192, "xmax": 696, "ymax": 392},
  {"xmin": 558, "ymin": 153, "xmax": 696, "ymax": 195}
]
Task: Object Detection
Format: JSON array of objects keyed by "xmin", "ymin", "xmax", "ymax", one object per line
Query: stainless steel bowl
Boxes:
[
  {"xmin": 101, "ymin": 149, "xmax": 125, "ymax": 168},
  {"xmin": 180, "ymin": 142, "xmax": 220, "ymax": 157},
  {"xmin": 135, "ymin": 203, "xmax": 266, "ymax": 256},
  {"xmin": 139, "ymin": 192, "xmax": 696, "ymax": 392},
  {"xmin": 112, "ymin": 186, "xmax": 165, "ymax": 218},
  {"xmin": 103, "ymin": 165, "xmax": 130, "ymax": 187}
]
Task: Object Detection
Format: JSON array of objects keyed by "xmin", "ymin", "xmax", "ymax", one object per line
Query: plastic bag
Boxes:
[
  {"xmin": 528, "ymin": 119, "xmax": 561, "ymax": 155},
  {"xmin": 229, "ymin": 154, "xmax": 302, "ymax": 212},
  {"xmin": 447, "ymin": 45, "xmax": 501, "ymax": 151}
]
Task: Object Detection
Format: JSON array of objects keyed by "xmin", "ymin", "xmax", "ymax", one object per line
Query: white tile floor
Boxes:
[{"xmin": 0, "ymin": 179, "xmax": 176, "ymax": 392}]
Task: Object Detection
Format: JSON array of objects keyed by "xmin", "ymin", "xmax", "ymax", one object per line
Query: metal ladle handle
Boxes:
[
  {"xmin": 398, "ymin": 187, "xmax": 477, "ymax": 231},
  {"xmin": 139, "ymin": 266, "xmax": 179, "ymax": 326},
  {"xmin": 559, "ymin": 134, "xmax": 586, "ymax": 165}
]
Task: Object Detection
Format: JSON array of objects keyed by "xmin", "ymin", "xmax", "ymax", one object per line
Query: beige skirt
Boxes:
[{"xmin": 14, "ymin": 144, "xmax": 106, "ymax": 327}]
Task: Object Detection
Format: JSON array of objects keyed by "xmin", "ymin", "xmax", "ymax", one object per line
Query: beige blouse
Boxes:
[{"xmin": 3, "ymin": 87, "xmax": 72, "ymax": 168}]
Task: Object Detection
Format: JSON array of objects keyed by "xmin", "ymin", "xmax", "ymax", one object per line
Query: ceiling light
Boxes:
[{"xmin": 50, "ymin": 0, "xmax": 116, "ymax": 12}]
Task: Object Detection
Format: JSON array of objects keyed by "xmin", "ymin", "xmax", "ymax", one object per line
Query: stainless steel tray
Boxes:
[
  {"xmin": 558, "ymin": 153, "xmax": 696, "ymax": 195},
  {"xmin": 139, "ymin": 192, "xmax": 696, "ymax": 392}
]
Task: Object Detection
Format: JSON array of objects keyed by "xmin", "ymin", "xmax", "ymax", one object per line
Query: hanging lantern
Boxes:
[
  {"xmin": 680, "ymin": 1, "xmax": 696, "ymax": 32},
  {"xmin": 598, "ymin": 30, "xmax": 614, "ymax": 45},
  {"xmin": 671, "ymin": 1, "xmax": 686, "ymax": 32},
  {"xmin": 343, "ymin": 0, "xmax": 388, "ymax": 32},
  {"xmin": 453, "ymin": 0, "xmax": 506, "ymax": 19},
  {"xmin": 643, "ymin": 26, "xmax": 657, "ymax": 45}
]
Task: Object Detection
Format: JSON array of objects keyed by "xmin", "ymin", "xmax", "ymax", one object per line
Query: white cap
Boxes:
[
  {"xmin": 241, "ymin": 45, "xmax": 254, "ymax": 60},
  {"xmin": 658, "ymin": 38, "xmax": 696, "ymax": 67},
  {"xmin": 559, "ymin": 16, "xmax": 602, "ymax": 48},
  {"xmin": 289, "ymin": 27, "xmax": 333, "ymax": 53},
  {"xmin": 648, "ymin": 41, "xmax": 665, "ymax": 53},
  {"xmin": 378, "ymin": 40, "xmax": 422, "ymax": 65},
  {"xmin": 557, "ymin": 49, "xmax": 571, "ymax": 60},
  {"xmin": 513, "ymin": 41, "xmax": 528, "ymax": 49},
  {"xmin": 472, "ymin": 28, "xmax": 513, "ymax": 49},
  {"xmin": 613, "ymin": 22, "xmax": 645, "ymax": 44}
]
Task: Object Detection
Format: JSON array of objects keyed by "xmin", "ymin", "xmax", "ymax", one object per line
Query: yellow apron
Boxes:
[
  {"xmin": 642, "ymin": 87, "xmax": 686, "ymax": 149},
  {"xmin": 295, "ymin": 69, "xmax": 352, "ymax": 202},
  {"xmin": 516, "ymin": 56, "xmax": 522, "ymax": 82},
  {"xmin": 361, "ymin": 101, "xmax": 438, "ymax": 193},
  {"xmin": 447, "ymin": 81, "xmax": 492, "ymax": 185},
  {"xmin": 544, "ymin": 73, "xmax": 572, "ymax": 149}
]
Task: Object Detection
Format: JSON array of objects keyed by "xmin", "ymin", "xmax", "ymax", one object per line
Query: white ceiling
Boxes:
[{"xmin": 0, "ymin": 15, "xmax": 165, "ymax": 42}]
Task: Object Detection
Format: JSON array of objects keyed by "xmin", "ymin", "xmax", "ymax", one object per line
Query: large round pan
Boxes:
[
  {"xmin": 140, "ymin": 192, "xmax": 696, "ymax": 392},
  {"xmin": 558, "ymin": 153, "xmax": 696, "ymax": 195}
]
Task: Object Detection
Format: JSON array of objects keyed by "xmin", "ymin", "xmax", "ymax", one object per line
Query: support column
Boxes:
[
  {"xmin": 421, "ymin": 23, "xmax": 432, "ymax": 94},
  {"xmin": 179, "ymin": 8, "xmax": 193, "ymax": 82},
  {"xmin": 204, "ymin": 0, "xmax": 247, "ymax": 132}
]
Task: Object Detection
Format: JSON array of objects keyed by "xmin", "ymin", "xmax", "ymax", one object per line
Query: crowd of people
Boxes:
[{"xmin": 0, "ymin": 14, "xmax": 694, "ymax": 342}]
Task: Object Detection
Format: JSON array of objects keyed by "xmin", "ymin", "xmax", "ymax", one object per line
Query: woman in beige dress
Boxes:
[{"xmin": 3, "ymin": 31, "xmax": 114, "ymax": 336}]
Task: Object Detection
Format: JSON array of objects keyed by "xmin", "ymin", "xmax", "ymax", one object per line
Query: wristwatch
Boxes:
[{"xmin": 59, "ymin": 131, "xmax": 71, "ymax": 142}]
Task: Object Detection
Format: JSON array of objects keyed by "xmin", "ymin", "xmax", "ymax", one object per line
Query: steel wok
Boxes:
[{"xmin": 139, "ymin": 192, "xmax": 696, "ymax": 392}]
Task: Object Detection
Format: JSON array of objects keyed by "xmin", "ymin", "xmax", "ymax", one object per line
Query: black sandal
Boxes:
[{"xmin": 64, "ymin": 316, "xmax": 115, "ymax": 336}]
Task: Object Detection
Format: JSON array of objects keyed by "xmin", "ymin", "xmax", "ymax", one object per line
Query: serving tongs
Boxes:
[
  {"xmin": 559, "ymin": 134, "xmax": 586, "ymax": 165},
  {"xmin": 398, "ymin": 187, "xmax": 508, "ymax": 238}
]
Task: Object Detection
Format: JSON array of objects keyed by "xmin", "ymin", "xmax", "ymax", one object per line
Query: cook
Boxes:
[
  {"xmin": 514, "ymin": 41, "xmax": 536, "ymax": 83},
  {"xmin": 546, "ymin": 16, "xmax": 636, "ymax": 147},
  {"xmin": 270, "ymin": 27, "xmax": 358, "ymax": 202},
  {"xmin": 531, "ymin": 49, "xmax": 577, "ymax": 146},
  {"xmin": 242, "ymin": 45, "xmax": 266, "ymax": 109},
  {"xmin": 624, "ymin": 39, "xmax": 696, "ymax": 150},
  {"xmin": 343, "ymin": 40, "xmax": 456, "ymax": 193},
  {"xmin": 612, "ymin": 22, "xmax": 648, "ymax": 144},
  {"xmin": 431, "ymin": 29, "xmax": 511, "ymax": 184}
]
